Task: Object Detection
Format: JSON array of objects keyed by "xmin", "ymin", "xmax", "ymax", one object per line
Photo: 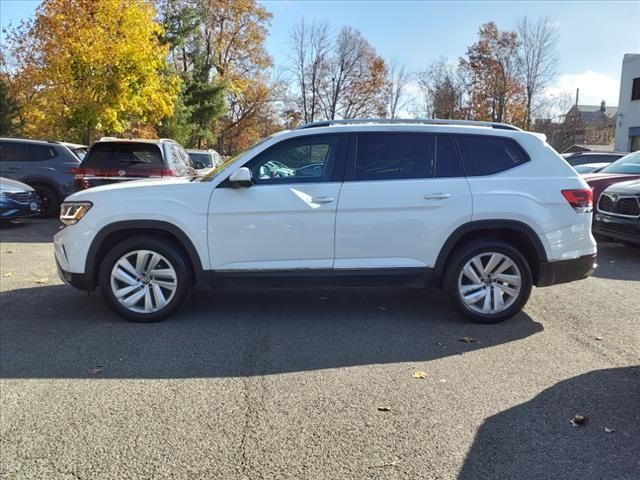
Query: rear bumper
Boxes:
[{"xmin": 537, "ymin": 253, "xmax": 597, "ymax": 287}]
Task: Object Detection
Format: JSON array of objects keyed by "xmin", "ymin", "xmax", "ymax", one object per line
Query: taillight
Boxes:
[
  {"xmin": 561, "ymin": 189, "xmax": 593, "ymax": 213},
  {"xmin": 162, "ymin": 169, "xmax": 177, "ymax": 177}
]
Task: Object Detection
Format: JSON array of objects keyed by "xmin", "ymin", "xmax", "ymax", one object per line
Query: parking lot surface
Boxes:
[{"xmin": 1, "ymin": 219, "xmax": 638, "ymax": 480}]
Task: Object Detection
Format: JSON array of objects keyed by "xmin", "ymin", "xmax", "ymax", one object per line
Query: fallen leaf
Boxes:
[
  {"xmin": 604, "ymin": 427, "xmax": 614, "ymax": 433},
  {"xmin": 595, "ymin": 336, "xmax": 603, "ymax": 341},
  {"xmin": 368, "ymin": 461, "xmax": 399, "ymax": 469},
  {"xmin": 412, "ymin": 371, "xmax": 427, "ymax": 379},
  {"xmin": 459, "ymin": 336, "xmax": 477, "ymax": 343},
  {"xmin": 87, "ymin": 366, "xmax": 104, "ymax": 375},
  {"xmin": 5, "ymin": 250, "xmax": 13, "ymax": 254},
  {"xmin": 3, "ymin": 272, "xmax": 14, "ymax": 278},
  {"xmin": 35, "ymin": 277, "xmax": 49, "ymax": 284},
  {"xmin": 377, "ymin": 406, "xmax": 392, "ymax": 412},
  {"xmin": 570, "ymin": 415, "xmax": 588, "ymax": 427}
]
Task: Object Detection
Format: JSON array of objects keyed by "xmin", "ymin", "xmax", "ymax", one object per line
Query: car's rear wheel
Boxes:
[
  {"xmin": 98, "ymin": 236, "xmax": 192, "ymax": 322},
  {"xmin": 445, "ymin": 241, "xmax": 532, "ymax": 323}
]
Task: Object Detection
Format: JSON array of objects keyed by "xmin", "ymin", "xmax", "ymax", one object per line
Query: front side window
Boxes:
[
  {"xmin": 0, "ymin": 142, "xmax": 56, "ymax": 162},
  {"xmin": 456, "ymin": 135, "xmax": 529, "ymax": 176},
  {"xmin": 247, "ymin": 135, "xmax": 339, "ymax": 184}
]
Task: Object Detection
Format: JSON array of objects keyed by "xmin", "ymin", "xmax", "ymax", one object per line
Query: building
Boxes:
[{"xmin": 614, "ymin": 53, "xmax": 640, "ymax": 152}]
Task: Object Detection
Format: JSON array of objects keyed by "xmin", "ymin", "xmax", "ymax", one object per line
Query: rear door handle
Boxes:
[
  {"xmin": 312, "ymin": 196, "xmax": 335, "ymax": 204},
  {"xmin": 423, "ymin": 193, "xmax": 451, "ymax": 200}
]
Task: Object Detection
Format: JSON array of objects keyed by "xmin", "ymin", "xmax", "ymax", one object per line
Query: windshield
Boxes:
[
  {"xmin": 188, "ymin": 152, "xmax": 212, "ymax": 168},
  {"xmin": 200, "ymin": 135, "xmax": 275, "ymax": 182},
  {"xmin": 600, "ymin": 152, "xmax": 640, "ymax": 174}
]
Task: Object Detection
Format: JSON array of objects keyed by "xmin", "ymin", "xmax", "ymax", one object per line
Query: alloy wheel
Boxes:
[
  {"xmin": 110, "ymin": 250, "xmax": 178, "ymax": 314},
  {"xmin": 457, "ymin": 251, "xmax": 522, "ymax": 315}
]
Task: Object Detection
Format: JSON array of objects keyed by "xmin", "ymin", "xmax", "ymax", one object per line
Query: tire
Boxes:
[
  {"xmin": 31, "ymin": 184, "xmax": 59, "ymax": 218},
  {"xmin": 98, "ymin": 235, "xmax": 193, "ymax": 322},
  {"xmin": 444, "ymin": 240, "xmax": 533, "ymax": 324}
]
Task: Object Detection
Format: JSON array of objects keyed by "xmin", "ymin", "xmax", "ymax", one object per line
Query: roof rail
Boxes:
[{"xmin": 297, "ymin": 118, "xmax": 522, "ymax": 131}]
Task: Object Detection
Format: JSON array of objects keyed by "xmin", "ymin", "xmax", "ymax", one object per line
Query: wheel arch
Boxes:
[
  {"xmin": 433, "ymin": 220, "xmax": 548, "ymax": 287},
  {"xmin": 85, "ymin": 220, "xmax": 208, "ymax": 291}
]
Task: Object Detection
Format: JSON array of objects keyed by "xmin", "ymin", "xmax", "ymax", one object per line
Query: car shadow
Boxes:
[
  {"xmin": 0, "ymin": 218, "xmax": 61, "ymax": 243},
  {"xmin": 592, "ymin": 241, "xmax": 640, "ymax": 281},
  {"xmin": 0, "ymin": 285, "xmax": 542, "ymax": 379},
  {"xmin": 458, "ymin": 366, "xmax": 640, "ymax": 480}
]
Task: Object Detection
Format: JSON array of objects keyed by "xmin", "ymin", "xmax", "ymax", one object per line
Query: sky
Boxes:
[{"xmin": 2, "ymin": 0, "xmax": 639, "ymax": 112}]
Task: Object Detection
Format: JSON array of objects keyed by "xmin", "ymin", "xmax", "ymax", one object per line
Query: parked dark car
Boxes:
[
  {"xmin": 74, "ymin": 138, "xmax": 195, "ymax": 190},
  {"xmin": 583, "ymin": 151, "xmax": 640, "ymax": 206},
  {"xmin": 0, "ymin": 138, "xmax": 86, "ymax": 217},
  {"xmin": 593, "ymin": 179, "xmax": 640, "ymax": 246},
  {"xmin": 574, "ymin": 162, "xmax": 610, "ymax": 174},
  {"xmin": 0, "ymin": 177, "xmax": 41, "ymax": 221},
  {"xmin": 561, "ymin": 151, "xmax": 626, "ymax": 167}
]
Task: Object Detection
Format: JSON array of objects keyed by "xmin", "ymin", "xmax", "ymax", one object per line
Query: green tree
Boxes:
[{"xmin": 0, "ymin": 79, "xmax": 22, "ymax": 136}]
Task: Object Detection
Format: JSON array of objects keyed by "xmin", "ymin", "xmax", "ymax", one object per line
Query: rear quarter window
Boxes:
[
  {"xmin": 456, "ymin": 135, "xmax": 529, "ymax": 176},
  {"xmin": 82, "ymin": 142, "xmax": 163, "ymax": 168}
]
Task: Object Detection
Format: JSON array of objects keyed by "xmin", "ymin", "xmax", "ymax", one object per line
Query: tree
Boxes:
[
  {"xmin": 2, "ymin": 0, "xmax": 180, "ymax": 144},
  {"xmin": 516, "ymin": 16, "xmax": 559, "ymax": 129},
  {"xmin": 383, "ymin": 58, "xmax": 410, "ymax": 118},
  {"xmin": 0, "ymin": 78, "xmax": 21, "ymax": 136},
  {"xmin": 459, "ymin": 22, "xmax": 526, "ymax": 125},
  {"xmin": 417, "ymin": 58, "xmax": 466, "ymax": 120},
  {"xmin": 287, "ymin": 22, "xmax": 388, "ymax": 123},
  {"xmin": 289, "ymin": 19, "xmax": 330, "ymax": 123}
]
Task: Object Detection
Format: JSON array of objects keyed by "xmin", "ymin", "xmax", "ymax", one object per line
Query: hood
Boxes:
[
  {"xmin": 0, "ymin": 177, "xmax": 35, "ymax": 193},
  {"xmin": 602, "ymin": 179, "xmax": 640, "ymax": 195},
  {"xmin": 68, "ymin": 176, "xmax": 198, "ymax": 200},
  {"xmin": 583, "ymin": 173, "xmax": 640, "ymax": 184}
]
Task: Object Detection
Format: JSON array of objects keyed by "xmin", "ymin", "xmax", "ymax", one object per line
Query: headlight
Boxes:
[{"xmin": 60, "ymin": 201, "xmax": 92, "ymax": 225}]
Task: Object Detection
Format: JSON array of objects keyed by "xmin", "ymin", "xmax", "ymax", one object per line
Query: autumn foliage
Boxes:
[{"xmin": 2, "ymin": 0, "xmax": 180, "ymax": 144}]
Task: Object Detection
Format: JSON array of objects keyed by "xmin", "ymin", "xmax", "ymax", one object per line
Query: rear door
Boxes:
[
  {"xmin": 208, "ymin": 134, "xmax": 346, "ymax": 271},
  {"xmin": 334, "ymin": 132, "xmax": 472, "ymax": 270}
]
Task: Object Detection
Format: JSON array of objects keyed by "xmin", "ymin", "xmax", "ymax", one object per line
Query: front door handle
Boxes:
[
  {"xmin": 312, "ymin": 196, "xmax": 335, "ymax": 204},
  {"xmin": 423, "ymin": 193, "xmax": 451, "ymax": 200}
]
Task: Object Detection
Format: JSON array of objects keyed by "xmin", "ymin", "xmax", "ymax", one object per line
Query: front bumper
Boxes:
[
  {"xmin": 56, "ymin": 257, "xmax": 90, "ymax": 290},
  {"xmin": 537, "ymin": 253, "xmax": 597, "ymax": 287},
  {"xmin": 0, "ymin": 195, "xmax": 41, "ymax": 219},
  {"xmin": 593, "ymin": 212, "xmax": 640, "ymax": 245}
]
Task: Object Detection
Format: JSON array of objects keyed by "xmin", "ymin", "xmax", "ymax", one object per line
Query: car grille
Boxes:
[
  {"xmin": 7, "ymin": 191, "xmax": 38, "ymax": 203},
  {"xmin": 598, "ymin": 193, "xmax": 640, "ymax": 217}
]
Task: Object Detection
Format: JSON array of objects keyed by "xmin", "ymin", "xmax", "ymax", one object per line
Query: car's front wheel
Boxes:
[
  {"xmin": 98, "ymin": 236, "xmax": 193, "ymax": 322},
  {"xmin": 445, "ymin": 241, "xmax": 533, "ymax": 323}
]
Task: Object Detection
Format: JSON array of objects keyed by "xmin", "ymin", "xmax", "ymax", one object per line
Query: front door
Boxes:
[{"xmin": 208, "ymin": 134, "xmax": 346, "ymax": 271}]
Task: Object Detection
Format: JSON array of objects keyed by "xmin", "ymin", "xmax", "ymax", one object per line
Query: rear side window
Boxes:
[
  {"xmin": 82, "ymin": 142, "xmax": 163, "ymax": 168},
  {"xmin": 456, "ymin": 135, "xmax": 529, "ymax": 176},
  {"xmin": 355, "ymin": 133, "xmax": 462, "ymax": 181},
  {"xmin": 0, "ymin": 141, "xmax": 57, "ymax": 161}
]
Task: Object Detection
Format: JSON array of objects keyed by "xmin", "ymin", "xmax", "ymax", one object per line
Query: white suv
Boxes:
[{"xmin": 54, "ymin": 119, "xmax": 597, "ymax": 323}]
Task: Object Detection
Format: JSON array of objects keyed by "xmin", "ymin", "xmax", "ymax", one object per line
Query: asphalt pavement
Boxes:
[{"xmin": 0, "ymin": 219, "xmax": 638, "ymax": 480}]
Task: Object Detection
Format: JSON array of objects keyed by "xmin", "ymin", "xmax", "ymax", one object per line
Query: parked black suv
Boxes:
[
  {"xmin": 593, "ymin": 179, "xmax": 640, "ymax": 246},
  {"xmin": 0, "ymin": 138, "xmax": 86, "ymax": 217}
]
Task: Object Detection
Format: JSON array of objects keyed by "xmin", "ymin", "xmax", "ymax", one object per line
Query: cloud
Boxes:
[{"xmin": 546, "ymin": 70, "xmax": 620, "ymax": 107}]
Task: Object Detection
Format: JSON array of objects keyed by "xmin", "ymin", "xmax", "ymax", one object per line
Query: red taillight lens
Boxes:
[
  {"xmin": 162, "ymin": 169, "xmax": 177, "ymax": 177},
  {"xmin": 561, "ymin": 189, "xmax": 593, "ymax": 211}
]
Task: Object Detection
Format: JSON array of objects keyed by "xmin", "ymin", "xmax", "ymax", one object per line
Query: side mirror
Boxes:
[{"xmin": 228, "ymin": 167, "xmax": 253, "ymax": 187}]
